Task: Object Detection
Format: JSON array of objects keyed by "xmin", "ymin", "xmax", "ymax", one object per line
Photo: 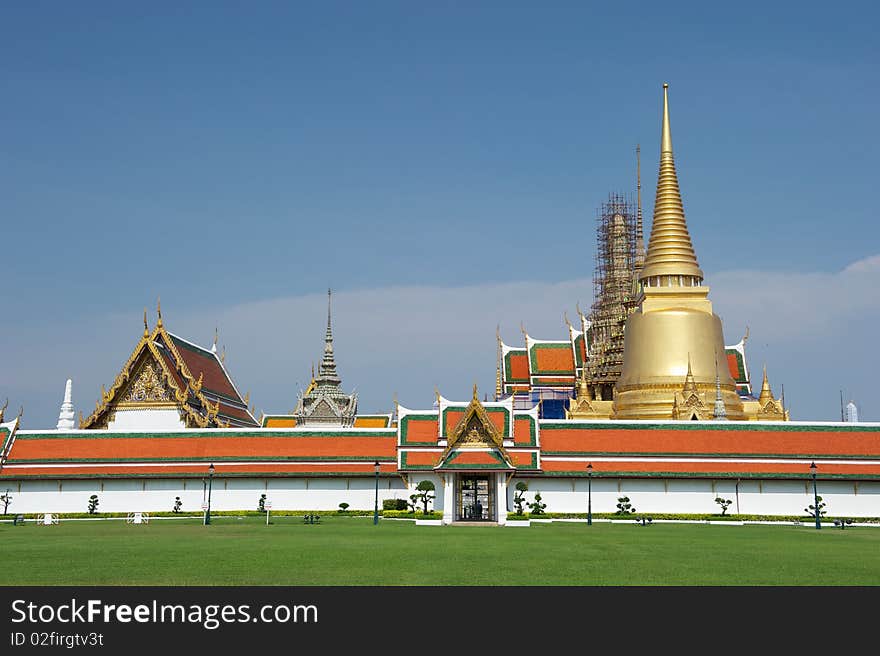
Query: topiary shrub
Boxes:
[
  {"xmin": 513, "ymin": 481, "xmax": 528, "ymax": 515},
  {"xmin": 258, "ymin": 494, "xmax": 267, "ymax": 512},
  {"xmin": 805, "ymin": 496, "xmax": 827, "ymax": 518},
  {"xmin": 416, "ymin": 480, "xmax": 436, "ymax": 514},
  {"xmin": 338, "ymin": 503, "xmax": 350, "ymax": 513},
  {"xmin": 173, "ymin": 497, "xmax": 182, "ymax": 513},
  {"xmin": 383, "ymin": 498, "xmax": 408, "ymax": 511},
  {"xmin": 616, "ymin": 496, "xmax": 636, "ymax": 514},
  {"xmin": 87, "ymin": 494, "xmax": 99, "ymax": 514},
  {"xmin": 527, "ymin": 492, "xmax": 547, "ymax": 515},
  {"xmin": 715, "ymin": 497, "xmax": 732, "ymax": 516}
]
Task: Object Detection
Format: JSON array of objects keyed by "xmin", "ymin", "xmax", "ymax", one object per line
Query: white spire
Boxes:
[
  {"xmin": 713, "ymin": 360, "xmax": 728, "ymax": 421},
  {"xmin": 845, "ymin": 401, "xmax": 859, "ymax": 423},
  {"xmin": 56, "ymin": 378, "xmax": 76, "ymax": 430}
]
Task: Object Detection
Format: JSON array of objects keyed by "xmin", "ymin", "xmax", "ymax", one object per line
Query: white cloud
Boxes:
[{"xmin": 2, "ymin": 256, "xmax": 877, "ymax": 427}]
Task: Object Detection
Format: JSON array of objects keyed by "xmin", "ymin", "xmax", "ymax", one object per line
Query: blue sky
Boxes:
[{"xmin": 1, "ymin": 2, "xmax": 877, "ymax": 426}]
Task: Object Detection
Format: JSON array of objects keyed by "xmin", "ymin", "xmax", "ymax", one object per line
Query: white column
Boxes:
[
  {"xmin": 496, "ymin": 474, "xmax": 508, "ymax": 525},
  {"xmin": 442, "ymin": 474, "xmax": 454, "ymax": 525}
]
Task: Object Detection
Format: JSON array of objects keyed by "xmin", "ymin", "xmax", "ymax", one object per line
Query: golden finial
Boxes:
[
  {"xmin": 244, "ymin": 391, "xmax": 250, "ymax": 406},
  {"xmin": 143, "ymin": 308, "xmax": 149, "ymax": 338},
  {"xmin": 564, "ymin": 311, "xmax": 573, "ymax": 330},
  {"xmin": 156, "ymin": 296, "xmax": 163, "ymax": 327},
  {"xmin": 16, "ymin": 405, "xmax": 23, "ymax": 420},
  {"xmin": 434, "ymin": 385, "xmax": 440, "ymax": 404},
  {"xmin": 472, "ymin": 383, "xmax": 479, "ymax": 402},
  {"xmin": 311, "ymin": 362, "xmax": 315, "ymax": 380},
  {"xmin": 520, "ymin": 321, "xmax": 528, "ymax": 342},
  {"xmin": 639, "ymin": 83, "xmax": 703, "ymax": 283},
  {"xmin": 0, "ymin": 398, "xmax": 7, "ymax": 422},
  {"xmin": 682, "ymin": 353, "xmax": 698, "ymax": 395},
  {"xmin": 213, "ymin": 326, "xmax": 219, "ymax": 349},
  {"xmin": 220, "ymin": 345, "xmax": 226, "ymax": 364},
  {"xmin": 392, "ymin": 392, "xmax": 398, "ymax": 410},
  {"xmin": 496, "ymin": 324, "xmax": 502, "ymax": 347},
  {"xmin": 743, "ymin": 325, "xmax": 750, "ymax": 344},
  {"xmin": 759, "ymin": 364, "xmax": 773, "ymax": 405},
  {"xmin": 78, "ymin": 411, "xmax": 84, "ymax": 427},
  {"xmin": 101, "ymin": 384, "xmax": 108, "ymax": 402}
]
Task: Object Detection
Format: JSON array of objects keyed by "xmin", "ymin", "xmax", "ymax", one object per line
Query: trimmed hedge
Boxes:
[
  {"xmin": 381, "ymin": 510, "xmax": 443, "ymax": 520},
  {"xmin": 505, "ymin": 511, "xmax": 880, "ymax": 524},
  {"xmin": 382, "ymin": 499, "xmax": 409, "ymax": 510}
]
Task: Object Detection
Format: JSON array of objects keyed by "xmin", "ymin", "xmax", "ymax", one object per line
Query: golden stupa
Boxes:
[{"xmin": 612, "ymin": 84, "xmax": 746, "ymax": 420}]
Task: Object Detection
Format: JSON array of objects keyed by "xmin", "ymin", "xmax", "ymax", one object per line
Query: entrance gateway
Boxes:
[{"xmin": 455, "ymin": 474, "xmax": 496, "ymax": 522}]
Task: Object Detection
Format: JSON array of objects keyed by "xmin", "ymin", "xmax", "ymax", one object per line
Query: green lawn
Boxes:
[{"xmin": 3, "ymin": 516, "xmax": 879, "ymax": 585}]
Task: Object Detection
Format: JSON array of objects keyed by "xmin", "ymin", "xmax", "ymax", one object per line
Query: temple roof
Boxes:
[{"xmin": 79, "ymin": 308, "xmax": 258, "ymax": 429}]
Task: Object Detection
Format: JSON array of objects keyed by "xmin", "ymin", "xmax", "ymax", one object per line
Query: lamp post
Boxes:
[
  {"xmin": 205, "ymin": 463, "xmax": 215, "ymax": 526},
  {"xmin": 373, "ymin": 461, "xmax": 380, "ymax": 526},
  {"xmin": 586, "ymin": 463, "xmax": 593, "ymax": 526},
  {"xmin": 810, "ymin": 461, "xmax": 820, "ymax": 530}
]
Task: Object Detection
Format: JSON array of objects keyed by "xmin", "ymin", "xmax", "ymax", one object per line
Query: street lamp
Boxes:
[
  {"xmin": 205, "ymin": 463, "xmax": 215, "ymax": 526},
  {"xmin": 373, "ymin": 461, "xmax": 380, "ymax": 525},
  {"xmin": 810, "ymin": 461, "xmax": 820, "ymax": 530},
  {"xmin": 586, "ymin": 463, "xmax": 593, "ymax": 526}
]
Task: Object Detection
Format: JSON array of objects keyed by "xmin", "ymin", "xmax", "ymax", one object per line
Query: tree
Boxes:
[
  {"xmin": 173, "ymin": 497, "xmax": 182, "ymax": 513},
  {"xmin": 805, "ymin": 496, "xmax": 827, "ymax": 518},
  {"xmin": 513, "ymin": 481, "xmax": 528, "ymax": 515},
  {"xmin": 715, "ymin": 497, "xmax": 732, "ymax": 516},
  {"xmin": 527, "ymin": 492, "xmax": 547, "ymax": 515},
  {"xmin": 407, "ymin": 494, "xmax": 419, "ymax": 513},
  {"xmin": 88, "ymin": 494, "xmax": 99, "ymax": 514},
  {"xmin": 0, "ymin": 489, "xmax": 11, "ymax": 515},
  {"xmin": 338, "ymin": 502, "xmax": 350, "ymax": 513},
  {"xmin": 616, "ymin": 496, "xmax": 636, "ymax": 515},
  {"xmin": 415, "ymin": 480, "xmax": 435, "ymax": 514},
  {"xmin": 258, "ymin": 494, "xmax": 267, "ymax": 512}
]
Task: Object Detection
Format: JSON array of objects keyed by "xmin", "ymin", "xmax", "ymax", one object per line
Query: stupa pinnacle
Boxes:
[{"xmin": 613, "ymin": 83, "xmax": 745, "ymax": 420}]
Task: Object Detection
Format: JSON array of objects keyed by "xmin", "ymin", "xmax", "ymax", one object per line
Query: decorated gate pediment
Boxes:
[{"xmin": 435, "ymin": 386, "xmax": 514, "ymax": 470}]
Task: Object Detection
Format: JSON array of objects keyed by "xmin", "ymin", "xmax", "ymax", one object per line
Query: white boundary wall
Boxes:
[{"xmin": 2, "ymin": 473, "xmax": 878, "ymax": 517}]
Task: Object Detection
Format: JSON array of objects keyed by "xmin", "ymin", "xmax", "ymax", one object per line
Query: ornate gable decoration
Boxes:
[
  {"xmin": 436, "ymin": 386, "xmax": 513, "ymax": 470},
  {"xmin": 446, "ymin": 386, "xmax": 504, "ymax": 448},
  {"xmin": 120, "ymin": 358, "xmax": 173, "ymax": 405}
]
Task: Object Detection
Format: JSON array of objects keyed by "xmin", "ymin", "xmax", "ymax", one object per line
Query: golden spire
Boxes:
[
  {"xmin": 640, "ymin": 83, "xmax": 704, "ymax": 283},
  {"xmin": 758, "ymin": 365, "xmax": 774, "ymax": 405},
  {"xmin": 0, "ymin": 398, "xmax": 7, "ymax": 422},
  {"xmin": 682, "ymin": 354, "xmax": 698, "ymax": 396},
  {"xmin": 143, "ymin": 308, "xmax": 149, "ymax": 338},
  {"xmin": 472, "ymin": 383, "xmax": 479, "ymax": 402},
  {"xmin": 156, "ymin": 297, "xmax": 163, "ymax": 327}
]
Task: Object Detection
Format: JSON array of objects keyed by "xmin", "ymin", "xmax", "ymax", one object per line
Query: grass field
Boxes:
[{"xmin": 3, "ymin": 516, "xmax": 879, "ymax": 585}]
